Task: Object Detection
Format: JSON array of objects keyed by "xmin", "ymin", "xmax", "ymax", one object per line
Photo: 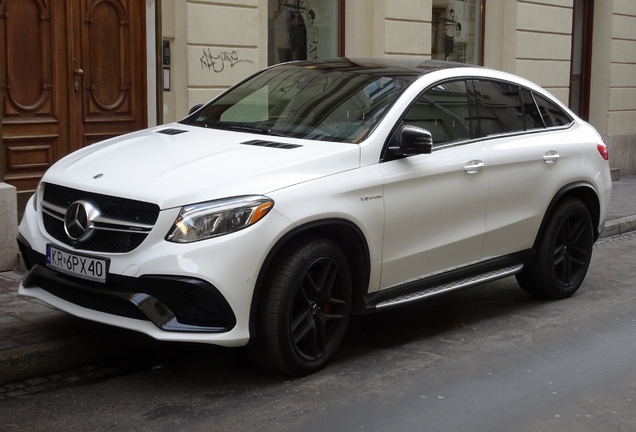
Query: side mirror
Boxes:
[
  {"xmin": 400, "ymin": 125, "xmax": 433, "ymax": 155},
  {"xmin": 188, "ymin": 104, "xmax": 204, "ymax": 115}
]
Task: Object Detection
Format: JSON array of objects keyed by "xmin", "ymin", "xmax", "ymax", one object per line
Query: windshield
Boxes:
[{"xmin": 180, "ymin": 65, "xmax": 410, "ymax": 143}]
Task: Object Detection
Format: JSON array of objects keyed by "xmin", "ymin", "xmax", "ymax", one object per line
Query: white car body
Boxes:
[{"xmin": 17, "ymin": 59, "xmax": 612, "ymax": 374}]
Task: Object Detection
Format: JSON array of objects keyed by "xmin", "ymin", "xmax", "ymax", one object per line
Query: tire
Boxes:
[
  {"xmin": 516, "ymin": 198, "xmax": 594, "ymax": 299},
  {"xmin": 248, "ymin": 237, "xmax": 352, "ymax": 376}
]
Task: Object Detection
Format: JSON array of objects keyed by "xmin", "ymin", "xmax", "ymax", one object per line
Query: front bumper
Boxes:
[
  {"xmin": 17, "ymin": 193, "xmax": 295, "ymax": 347},
  {"xmin": 19, "ymin": 236, "xmax": 236, "ymax": 332}
]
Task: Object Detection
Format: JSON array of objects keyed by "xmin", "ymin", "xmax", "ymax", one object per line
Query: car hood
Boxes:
[{"xmin": 42, "ymin": 124, "xmax": 361, "ymax": 209}]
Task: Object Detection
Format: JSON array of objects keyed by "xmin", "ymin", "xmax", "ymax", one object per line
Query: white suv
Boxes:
[{"xmin": 18, "ymin": 59, "xmax": 612, "ymax": 376}]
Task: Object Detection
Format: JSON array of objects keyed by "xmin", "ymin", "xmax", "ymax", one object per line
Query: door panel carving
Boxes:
[
  {"xmin": 84, "ymin": 0, "xmax": 132, "ymax": 119},
  {"xmin": 2, "ymin": 0, "xmax": 53, "ymax": 120}
]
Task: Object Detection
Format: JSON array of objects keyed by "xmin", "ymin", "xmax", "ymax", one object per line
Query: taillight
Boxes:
[{"xmin": 597, "ymin": 142, "xmax": 609, "ymax": 161}]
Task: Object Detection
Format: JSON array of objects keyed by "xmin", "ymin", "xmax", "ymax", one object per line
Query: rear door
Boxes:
[{"xmin": 478, "ymin": 80, "xmax": 573, "ymax": 259}]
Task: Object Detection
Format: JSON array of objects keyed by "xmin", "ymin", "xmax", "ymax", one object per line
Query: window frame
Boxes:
[
  {"xmin": 474, "ymin": 78, "xmax": 575, "ymax": 140},
  {"xmin": 381, "ymin": 76, "xmax": 576, "ymax": 162}
]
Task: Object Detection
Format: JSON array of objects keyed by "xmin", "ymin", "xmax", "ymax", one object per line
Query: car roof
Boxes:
[{"xmin": 280, "ymin": 57, "xmax": 476, "ymax": 81}]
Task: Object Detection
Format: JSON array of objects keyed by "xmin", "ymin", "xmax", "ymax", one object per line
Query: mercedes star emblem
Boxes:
[{"xmin": 64, "ymin": 201, "xmax": 98, "ymax": 242}]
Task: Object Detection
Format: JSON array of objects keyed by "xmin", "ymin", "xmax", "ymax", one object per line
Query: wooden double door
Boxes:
[{"xmin": 1, "ymin": 0, "xmax": 147, "ymax": 208}]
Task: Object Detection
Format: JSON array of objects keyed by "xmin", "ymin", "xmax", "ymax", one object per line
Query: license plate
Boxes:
[{"xmin": 46, "ymin": 244, "xmax": 108, "ymax": 283}]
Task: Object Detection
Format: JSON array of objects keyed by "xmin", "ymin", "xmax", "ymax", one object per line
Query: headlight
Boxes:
[
  {"xmin": 166, "ymin": 195, "xmax": 274, "ymax": 243},
  {"xmin": 33, "ymin": 182, "xmax": 45, "ymax": 212}
]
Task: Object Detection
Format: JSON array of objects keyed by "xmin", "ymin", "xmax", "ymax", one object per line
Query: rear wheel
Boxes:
[
  {"xmin": 517, "ymin": 198, "xmax": 594, "ymax": 299},
  {"xmin": 248, "ymin": 237, "xmax": 352, "ymax": 376}
]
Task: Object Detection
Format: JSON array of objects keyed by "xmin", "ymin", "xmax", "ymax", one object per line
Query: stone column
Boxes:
[{"xmin": 0, "ymin": 182, "xmax": 19, "ymax": 271}]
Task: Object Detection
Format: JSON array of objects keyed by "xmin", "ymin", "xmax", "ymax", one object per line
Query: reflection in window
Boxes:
[
  {"xmin": 534, "ymin": 94, "xmax": 573, "ymax": 128},
  {"xmin": 431, "ymin": 0, "xmax": 482, "ymax": 65},
  {"xmin": 520, "ymin": 88, "xmax": 544, "ymax": 130},
  {"xmin": 181, "ymin": 65, "xmax": 409, "ymax": 143},
  {"xmin": 478, "ymin": 81, "xmax": 525, "ymax": 136},
  {"xmin": 403, "ymin": 80, "xmax": 471, "ymax": 145},
  {"xmin": 268, "ymin": 0, "xmax": 340, "ymax": 65}
]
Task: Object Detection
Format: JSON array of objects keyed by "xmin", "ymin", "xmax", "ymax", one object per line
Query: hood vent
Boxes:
[
  {"xmin": 241, "ymin": 140, "xmax": 302, "ymax": 150},
  {"xmin": 155, "ymin": 128, "xmax": 188, "ymax": 135}
]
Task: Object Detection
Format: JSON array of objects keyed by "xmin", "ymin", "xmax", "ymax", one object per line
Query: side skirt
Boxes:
[{"xmin": 363, "ymin": 250, "xmax": 533, "ymax": 312}]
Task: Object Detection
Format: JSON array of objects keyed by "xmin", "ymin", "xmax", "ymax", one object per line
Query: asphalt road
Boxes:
[{"xmin": 1, "ymin": 232, "xmax": 635, "ymax": 432}]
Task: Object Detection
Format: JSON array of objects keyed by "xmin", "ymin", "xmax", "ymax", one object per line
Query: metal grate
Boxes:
[
  {"xmin": 241, "ymin": 139, "xmax": 302, "ymax": 149},
  {"xmin": 155, "ymin": 128, "xmax": 188, "ymax": 135}
]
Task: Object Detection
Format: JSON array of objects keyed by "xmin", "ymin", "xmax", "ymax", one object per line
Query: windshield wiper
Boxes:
[{"xmin": 205, "ymin": 122, "xmax": 286, "ymax": 137}]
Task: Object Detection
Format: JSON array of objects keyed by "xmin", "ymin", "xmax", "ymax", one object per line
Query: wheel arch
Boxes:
[
  {"xmin": 535, "ymin": 182, "xmax": 602, "ymax": 247},
  {"xmin": 249, "ymin": 218, "xmax": 371, "ymax": 339}
]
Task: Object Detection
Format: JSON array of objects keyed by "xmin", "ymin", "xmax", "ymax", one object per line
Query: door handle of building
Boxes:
[
  {"xmin": 74, "ymin": 68, "xmax": 83, "ymax": 92},
  {"xmin": 464, "ymin": 160, "xmax": 484, "ymax": 174},
  {"xmin": 543, "ymin": 151, "xmax": 560, "ymax": 163}
]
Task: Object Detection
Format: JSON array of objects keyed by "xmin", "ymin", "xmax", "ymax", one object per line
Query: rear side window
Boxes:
[
  {"xmin": 534, "ymin": 93, "xmax": 573, "ymax": 127},
  {"xmin": 477, "ymin": 80, "xmax": 525, "ymax": 136},
  {"xmin": 520, "ymin": 88, "xmax": 545, "ymax": 130},
  {"xmin": 402, "ymin": 80, "xmax": 471, "ymax": 145}
]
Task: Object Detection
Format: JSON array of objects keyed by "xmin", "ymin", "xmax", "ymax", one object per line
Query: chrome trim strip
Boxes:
[
  {"xmin": 375, "ymin": 264, "xmax": 523, "ymax": 309},
  {"xmin": 41, "ymin": 201, "xmax": 66, "ymax": 220},
  {"xmin": 129, "ymin": 293, "xmax": 223, "ymax": 332},
  {"xmin": 41, "ymin": 200, "xmax": 154, "ymax": 232}
]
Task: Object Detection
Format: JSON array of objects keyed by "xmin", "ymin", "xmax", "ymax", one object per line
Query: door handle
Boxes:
[
  {"xmin": 543, "ymin": 151, "xmax": 560, "ymax": 163},
  {"xmin": 464, "ymin": 160, "xmax": 484, "ymax": 174},
  {"xmin": 74, "ymin": 68, "xmax": 83, "ymax": 92}
]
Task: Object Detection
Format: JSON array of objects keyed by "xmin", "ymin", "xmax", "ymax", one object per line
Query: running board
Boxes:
[{"xmin": 375, "ymin": 264, "xmax": 523, "ymax": 310}]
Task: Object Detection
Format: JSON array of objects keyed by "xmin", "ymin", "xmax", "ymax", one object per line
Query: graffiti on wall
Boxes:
[{"xmin": 200, "ymin": 49, "xmax": 254, "ymax": 73}]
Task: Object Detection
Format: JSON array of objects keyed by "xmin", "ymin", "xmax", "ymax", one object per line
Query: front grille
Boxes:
[
  {"xmin": 42, "ymin": 183, "xmax": 160, "ymax": 253},
  {"xmin": 43, "ymin": 215, "xmax": 147, "ymax": 253}
]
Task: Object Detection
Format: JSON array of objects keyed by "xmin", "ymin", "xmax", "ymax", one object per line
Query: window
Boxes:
[
  {"xmin": 520, "ymin": 88, "xmax": 545, "ymax": 130},
  {"xmin": 431, "ymin": 0, "xmax": 483, "ymax": 64},
  {"xmin": 181, "ymin": 65, "xmax": 409, "ymax": 143},
  {"xmin": 534, "ymin": 94, "xmax": 573, "ymax": 128},
  {"xmin": 268, "ymin": 0, "xmax": 341, "ymax": 65},
  {"xmin": 477, "ymin": 80, "xmax": 525, "ymax": 136},
  {"xmin": 403, "ymin": 80, "xmax": 471, "ymax": 145}
]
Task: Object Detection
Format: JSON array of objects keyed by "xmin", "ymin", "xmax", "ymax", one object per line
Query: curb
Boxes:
[
  {"xmin": 0, "ymin": 329, "xmax": 162, "ymax": 385},
  {"xmin": 598, "ymin": 215, "xmax": 636, "ymax": 239}
]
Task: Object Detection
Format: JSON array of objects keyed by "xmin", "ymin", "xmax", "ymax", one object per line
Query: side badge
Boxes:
[{"xmin": 93, "ymin": 174, "xmax": 104, "ymax": 179}]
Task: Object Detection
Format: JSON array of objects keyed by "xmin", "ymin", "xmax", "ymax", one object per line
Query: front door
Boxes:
[{"xmin": 0, "ymin": 0, "xmax": 147, "ymax": 211}]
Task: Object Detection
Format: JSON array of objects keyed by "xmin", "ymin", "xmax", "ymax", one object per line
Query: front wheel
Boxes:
[
  {"xmin": 517, "ymin": 198, "xmax": 594, "ymax": 299},
  {"xmin": 248, "ymin": 237, "xmax": 352, "ymax": 376}
]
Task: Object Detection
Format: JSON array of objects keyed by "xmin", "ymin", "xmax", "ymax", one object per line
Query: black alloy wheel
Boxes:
[
  {"xmin": 517, "ymin": 198, "xmax": 594, "ymax": 299},
  {"xmin": 552, "ymin": 208, "xmax": 593, "ymax": 287},
  {"xmin": 248, "ymin": 237, "xmax": 352, "ymax": 376}
]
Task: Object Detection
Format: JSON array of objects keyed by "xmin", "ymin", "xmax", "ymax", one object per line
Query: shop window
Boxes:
[
  {"xmin": 268, "ymin": 0, "xmax": 342, "ymax": 66},
  {"xmin": 431, "ymin": 0, "xmax": 483, "ymax": 65}
]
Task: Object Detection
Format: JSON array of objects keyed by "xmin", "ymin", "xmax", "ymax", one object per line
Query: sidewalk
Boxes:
[{"xmin": 2, "ymin": 176, "xmax": 636, "ymax": 385}]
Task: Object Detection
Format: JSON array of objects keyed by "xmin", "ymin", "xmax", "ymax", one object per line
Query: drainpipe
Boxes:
[{"xmin": 155, "ymin": 0, "xmax": 163, "ymax": 126}]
